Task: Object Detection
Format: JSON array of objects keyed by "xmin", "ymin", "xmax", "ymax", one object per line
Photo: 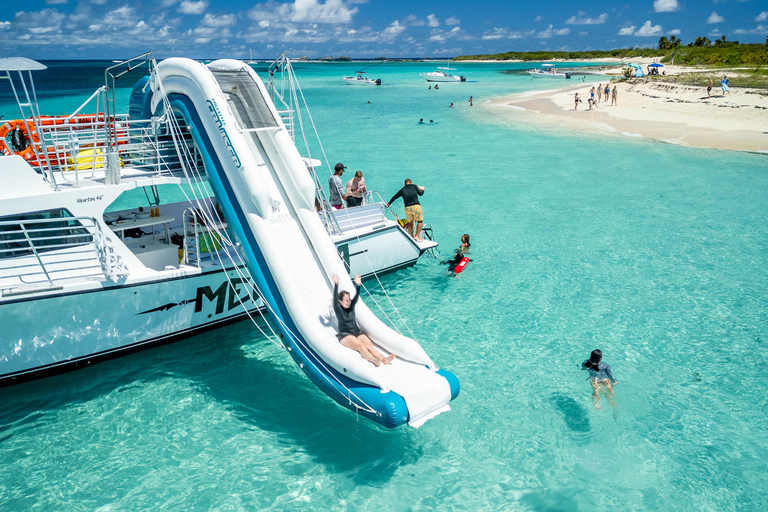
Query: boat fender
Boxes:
[
  {"xmin": 454, "ymin": 257, "xmax": 470, "ymax": 274},
  {"xmin": 10, "ymin": 127, "xmax": 28, "ymax": 152}
]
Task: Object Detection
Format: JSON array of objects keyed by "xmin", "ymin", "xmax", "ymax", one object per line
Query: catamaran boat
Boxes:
[
  {"xmin": 342, "ymin": 71, "xmax": 381, "ymax": 86},
  {"xmin": 527, "ymin": 63, "xmax": 571, "ymax": 79},
  {"xmin": 0, "ymin": 54, "xmax": 455, "ymax": 428},
  {"xmin": 421, "ymin": 67, "xmax": 466, "ymax": 82}
]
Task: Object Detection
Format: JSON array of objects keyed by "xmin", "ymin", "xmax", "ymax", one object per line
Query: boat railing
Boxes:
[
  {"xmin": 0, "ymin": 216, "xmax": 125, "ymax": 295},
  {"xmin": 30, "ymin": 114, "xmax": 194, "ymax": 186}
]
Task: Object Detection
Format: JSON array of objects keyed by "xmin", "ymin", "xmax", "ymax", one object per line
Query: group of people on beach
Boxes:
[{"xmin": 575, "ymin": 83, "xmax": 617, "ymax": 110}]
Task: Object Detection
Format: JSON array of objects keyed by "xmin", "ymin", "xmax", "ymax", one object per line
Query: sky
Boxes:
[{"xmin": 1, "ymin": 0, "xmax": 767, "ymax": 59}]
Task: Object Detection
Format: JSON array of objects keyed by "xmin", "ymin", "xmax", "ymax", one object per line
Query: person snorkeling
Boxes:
[
  {"xmin": 441, "ymin": 251, "xmax": 471, "ymax": 276},
  {"xmin": 581, "ymin": 349, "xmax": 618, "ymax": 409}
]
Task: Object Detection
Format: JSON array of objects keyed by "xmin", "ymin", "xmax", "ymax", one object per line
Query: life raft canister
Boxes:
[{"xmin": 454, "ymin": 257, "xmax": 470, "ymax": 274}]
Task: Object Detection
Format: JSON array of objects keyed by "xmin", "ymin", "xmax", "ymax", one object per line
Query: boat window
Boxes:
[
  {"xmin": 0, "ymin": 208, "xmax": 92, "ymax": 260},
  {"xmin": 211, "ymin": 69, "xmax": 278, "ymax": 130}
]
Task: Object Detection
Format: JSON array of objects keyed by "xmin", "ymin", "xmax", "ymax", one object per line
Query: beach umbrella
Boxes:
[
  {"xmin": 628, "ymin": 63, "xmax": 641, "ymax": 68},
  {"xmin": 649, "ymin": 63, "xmax": 664, "ymax": 67}
]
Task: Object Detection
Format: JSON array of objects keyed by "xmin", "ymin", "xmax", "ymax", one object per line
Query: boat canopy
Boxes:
[
  {"xmin": 542, "ymin": 64, "xmax": 555, "ymax": 67},
  {"xmin": 437, "ymin": 67, "xmax": 456, "ymax": 71},
  {"xmin": 0, "ymin": 57, "xmax": 47, "ymax": 71}
]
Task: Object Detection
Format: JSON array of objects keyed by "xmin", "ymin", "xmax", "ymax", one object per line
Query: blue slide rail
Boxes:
[{"xmin": 130, "ymin": 79, "xmax": 459, "ymax": 428}]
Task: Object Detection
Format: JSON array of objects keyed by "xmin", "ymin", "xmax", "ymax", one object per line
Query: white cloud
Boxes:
[
  {"xmin": 248, "ymin": 0, "xmax": 358, "ymax": 24},
  {"xmin": 534, "ymin": 15, "xmax": 543, "ymax": 22},
  {"xmin": 202, "ymin": 13, "xmax": 236, "ymax": 27},
  {"xmin": 635, "ymin": 20, "xmax": 663, "ymax": 36},
  {"xmin": 707, "ymin": 12, "xmax": 725, "ymax": 24},
  {"xmin": 708, "ymin": 28, "xmax": 722, "ymax": 37},
  {"xmin": 565, "ymin": 12, "xmax": 608, "ymax": 25},
  {"xmin": 259, "ymin": 20, "xmax": 270, "ymax": 27},
  {"xmin": 537, "ymin": 24, "xmax": 570, "ymax": 38},
  {"xmin": 667, "ymin": 28, "xmax": 680, "ymax": 35},
  {"xmin": 653, "ymin": 0, "xmax": 679, "ymax": 13},
  {"xmin": 755, "ymin": 12, "xmax": 767, "ymax": 22},
  {"xmin": 481, "ymin": 27, "xmax": 535, "ymax": 40},
  {"xmin": 90, "ymin": 0, "xmax": 107, "ymax": 4},
  {"xmin": 104, "ymin": 7, "xmax": 136, "ymax": 26},
  {"xmin": 733, "ymin": 24, "xmax": 768, "ymax": 35},
  {"xmin": 0, "ymin": 21, "xmax": 10, "ymax": 30},
  {"xmin": 427, "ymin": 14, "xmax": 439, "ymax": 27},
  {"xmin": 618, "ymin": 25, "xmax": 636, "ymax": 35},
  {"xmin": 178, "ymin": 0, "xmax": 207, "ymax": 15},
  {"xmin": 381, "ymin": 20, "xmax": 405, "ymax": 40},
  {"xmin": 445, "ymin": 17, "xmax": 460, "ymax": 26},
  {"xmin": 46, "ymin": 0, "xmax": 68, "ymax": 4}
]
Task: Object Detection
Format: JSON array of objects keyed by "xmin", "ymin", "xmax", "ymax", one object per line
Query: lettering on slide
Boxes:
[{"xmin": 206, "ymin": 99, "xmax": 244, "ymax": 172}]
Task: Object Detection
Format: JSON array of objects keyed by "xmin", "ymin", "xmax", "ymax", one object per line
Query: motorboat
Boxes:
[
  {"xmin": 0, "ymin": 54, "xmax": 455, "ymax": 428},
  {"xmin": 343, "ymin": 71, "xmax": 381, "ymax": 86},
  {"xmin": 421, "ymin": 67, "xmax": 466, "ymax": 82},
  {"xmin": 527, "ymin": 63, "xmax": 571, "ymax": 79}
]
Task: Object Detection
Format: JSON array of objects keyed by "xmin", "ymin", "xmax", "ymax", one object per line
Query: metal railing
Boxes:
[{"xmin": 0, "ymin": 216, "xmax": 123, "ymax": 293}]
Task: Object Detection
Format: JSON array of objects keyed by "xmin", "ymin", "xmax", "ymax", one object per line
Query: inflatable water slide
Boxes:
[{"xmin": 133, "ymin": 59, "xmax": 459, "ymax": 428}]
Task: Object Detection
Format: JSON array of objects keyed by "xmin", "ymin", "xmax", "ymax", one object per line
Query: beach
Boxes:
[{"xmin": 487, "ymin": 77, "xmax": 768, "ymax": 152}]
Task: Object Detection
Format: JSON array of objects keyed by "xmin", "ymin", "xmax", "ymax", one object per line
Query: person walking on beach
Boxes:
[
  {"xmin": 589, "ymin": 86, "xmax": 595, "ymax": 103},
  {"xmin": 345, "ymin": 170, "xmax": 366, "ymax": 208},
  {"xmin": 707, "ymin": 76, "xmax": 713, "ymax": 98},
  {"xmin": 386, "ymin": 179, "xmax": 426, "ymax": 242},
  {"xmin": 581, "ymin": 349, "xmax": 618, "ymax": 410},
  {"xmin": 328, "ymin": 163, "xmax": 346, "ymax": 210},
  {"xmin": 574, "ymin": 92, "xmax": 581, "ymax": 110},
  {"xmin": 332, "ymin": 274, "xmax": 395, "ymax": 366},
  {"xmin": 721, "ymin": 75, "xmax": 730, "ymax": 96},
  {"xmin": 611, "ymin": 86, "xmax": 618, "ymax": 106},
  {"xmin": 604, "ymin": 83, "xmax": 610, "ymax": 102},
  {"xmin": 597, "ymin": 84, "xmax": 603, "ymax": 103}
]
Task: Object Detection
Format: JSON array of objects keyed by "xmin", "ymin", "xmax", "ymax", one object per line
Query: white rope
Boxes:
[
  {"xmin": 281, "ymin": 58, "xmax": 419, "ymax": 341},
  {"xmin": 152, "ymin": 62, "xmax": 380, "ymax": 416}
]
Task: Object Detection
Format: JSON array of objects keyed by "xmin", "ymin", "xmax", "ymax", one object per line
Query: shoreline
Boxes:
[{"xmin": 484, "ymin": 79, "xmax": 768, "ymax": 153}]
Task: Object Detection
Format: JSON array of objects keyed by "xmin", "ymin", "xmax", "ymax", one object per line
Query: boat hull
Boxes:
[
  {"xmin": 343, "ymin": 78, "xmax": 377, "ymax": 86},
  {"xmin": 424, "ymin": 74, "xmax": 461, "ymax": 82},
  {"xmin": 527, "ymin": 71, "xmax": 569, "ymax": 79},
  {"xmin": 0, "ymin": 267, "xmax": 263, "ymax": 385}
]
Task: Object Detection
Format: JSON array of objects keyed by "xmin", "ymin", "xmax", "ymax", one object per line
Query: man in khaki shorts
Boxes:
[{"xmin": 386, "ymin": 178, "xmax": 426, "ymax": 241}]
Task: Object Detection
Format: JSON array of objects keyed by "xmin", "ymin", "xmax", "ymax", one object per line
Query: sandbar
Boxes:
[{"xmin": 485, "ymin": 78, "xmax": 768, "ymax": 153}]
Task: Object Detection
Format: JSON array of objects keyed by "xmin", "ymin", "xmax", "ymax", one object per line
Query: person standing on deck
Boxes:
[
  {"xmin": 386, "ymin": 179, "xmax": 426, "ymax": 242},
  {"xmin": 328, "ymin": 163, "xmax": 347, "ymax": 210},
  {"xmin": 345, "ymin": 171, "xmax": 366, "ymax": 208}
]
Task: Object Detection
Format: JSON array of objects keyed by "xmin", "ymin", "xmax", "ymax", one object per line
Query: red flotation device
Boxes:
[{"xmin": 454, "ymin": 256, "xmax": 470, "ymax": 274}]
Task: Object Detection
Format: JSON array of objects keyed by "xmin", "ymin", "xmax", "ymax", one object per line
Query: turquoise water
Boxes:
[{"xmin": 2, "ymin": 61, "xmax": 768, "ymax": 511}]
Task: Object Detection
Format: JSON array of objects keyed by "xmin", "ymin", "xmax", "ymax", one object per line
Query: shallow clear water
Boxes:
[{"xmin": 2, "ymin": 61, "xmax": 767, "ymax": 511}]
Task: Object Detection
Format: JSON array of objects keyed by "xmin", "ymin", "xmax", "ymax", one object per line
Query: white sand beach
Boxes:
[{"xmin": 486, "ymin": 78, "xmax": 768, "ymax": 153}]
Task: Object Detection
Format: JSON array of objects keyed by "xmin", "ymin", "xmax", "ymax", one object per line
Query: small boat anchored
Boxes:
[
  {"xmin": 527, "ymin": 63, "xmax": 571, "ymax": 79},
  {"xmin": 343, "ymin": 71, "xmax": 381, "ymax": 86},
  {"xmin": 421, "ymin": 67, "xmax": 466, "ymax": 83}
]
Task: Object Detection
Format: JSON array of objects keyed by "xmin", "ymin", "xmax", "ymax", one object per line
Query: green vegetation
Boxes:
[
  {"xmin": 453, "ymin": 49, "xmax": 661, "ymax": 62},
  {"xmin": 456, "ymin": 36, "xmax": 768, "ymax": 69}
]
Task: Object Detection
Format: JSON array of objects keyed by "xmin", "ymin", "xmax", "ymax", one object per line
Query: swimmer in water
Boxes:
[
  {"xmin": 459, "ymin": 233, "xmax": 470, "ymax": 254},
  {"xmin": 581, "ymin": 349, "xmax": 618, "ymax": 410},
  {"xmin": 442, "ymin": 252, "xmax": 469, "ymax": 275},
  {"xmin": 419, "ymin": 118, "xmax": 424, "ymax": 124}
]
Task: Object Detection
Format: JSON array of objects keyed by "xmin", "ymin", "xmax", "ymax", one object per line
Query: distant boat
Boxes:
[
  {"xmin": 527, "ymin": 63, "xmax": 571, "ymax": 79},
  {"xmin": 343, "ymin": 71, "xmax": 381, "ymax": 86},
  {"xmin": 421, "ymin": 67, "xmax": 466, "ymax": 82},
  {"xmin": 247, "ymin": 49, "xmax": 257, "ymax": 65}
]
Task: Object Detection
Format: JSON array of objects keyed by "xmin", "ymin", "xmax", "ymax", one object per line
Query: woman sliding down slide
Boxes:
[{"xmin": 332, "ymin": 274, "xmax": 396, "ymax": 366}]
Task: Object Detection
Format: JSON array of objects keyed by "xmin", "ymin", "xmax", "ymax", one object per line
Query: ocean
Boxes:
[{"xmin": 1, "ymin": 60, "xmax": 767, "ymax": 511}]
